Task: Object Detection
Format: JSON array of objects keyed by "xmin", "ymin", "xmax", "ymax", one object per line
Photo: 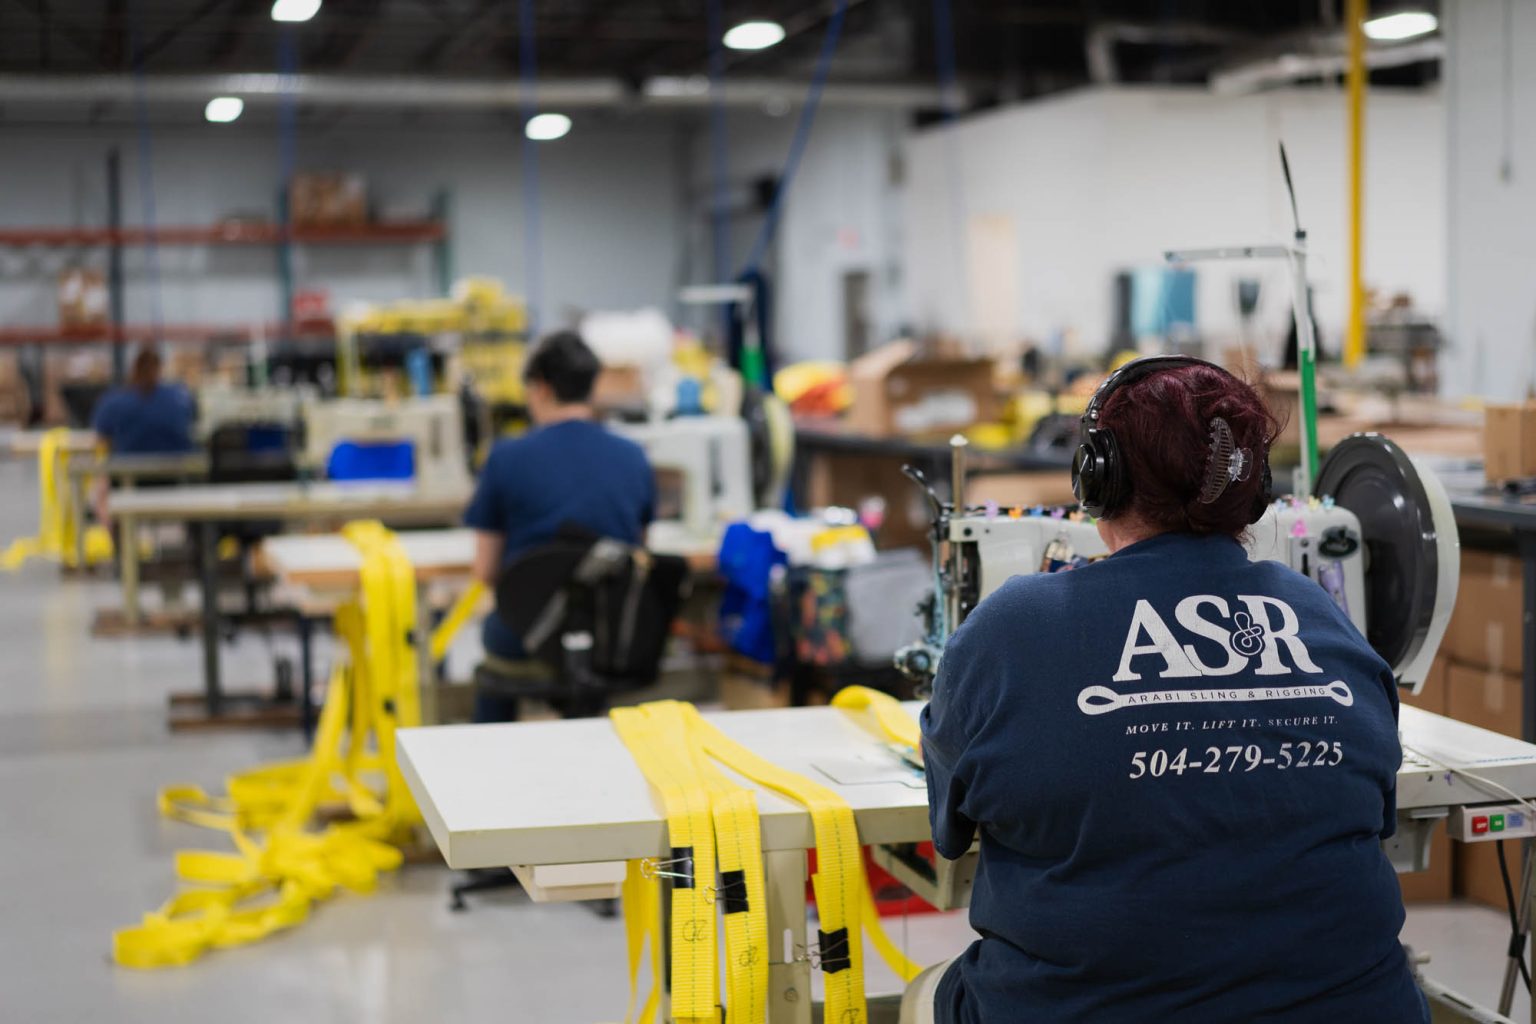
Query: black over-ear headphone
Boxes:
[{"xmin": 1071, "ymin": 355, "xmax": 1273, "ymax": 523}]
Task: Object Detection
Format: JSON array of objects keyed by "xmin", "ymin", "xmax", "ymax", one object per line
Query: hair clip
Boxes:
[{"xmin": 1199, "ymin": 417, "xmax": 1252, "ymax": 504}]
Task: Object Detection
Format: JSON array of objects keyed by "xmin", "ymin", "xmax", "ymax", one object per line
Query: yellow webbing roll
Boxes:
[{"xmin": 112, "ymin": 521, "xmax": 427, "ymax": 968}]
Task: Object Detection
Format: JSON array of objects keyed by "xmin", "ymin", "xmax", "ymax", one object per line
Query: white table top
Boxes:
[
  {"xmin": 66, "ymin": 451, "xmax": 209, "ymax": 479},
  {"xmin": 108, "ymin": 480, "xmax": 471, "ymax": 521},
  {"xmin": 398, "ymin": 703, "xmax": 1536, "ymax": 872},
  {"xmin": 7, "ymin": 429, "xmax": 97, "ymax": 455},
  {"xmin": 398, "ymin": 702, "xmax": 929, "ymax": 870},
  {"xmin": 262, "ymin": 528, "xmax": 476, "ymax": 583}
]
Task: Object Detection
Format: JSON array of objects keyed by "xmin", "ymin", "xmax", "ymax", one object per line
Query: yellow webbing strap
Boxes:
[
  {"xmin": 611, "ymin": 704, "xmax": 721, "ymax": 1023},
  {"xmin": 831, "ymin": 685, "xmax": 922, "ymax": 754},
  {"xmin": 112, "ymin": 521, "xmax": 426, "ymax": 968},
  {"xmin": 622, "ymin": 859, "xmax": 665, "ymax": 1024},
  {"xmin": 612, "ymin": 699, "xmax": 921, "ymax": 1023},
  {"xmin": 2, "ymin": 428, "xmax": 113, "ymax": 570},
  {"xmin": 429, "ymin": 579, "xmax": 486, "ymax": 663}
]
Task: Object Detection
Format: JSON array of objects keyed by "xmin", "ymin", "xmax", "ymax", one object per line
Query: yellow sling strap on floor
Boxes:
[
  {"xmin": 2, "ymin": 428, "xmax": 113, "ymax": 570},
  {"xmin": 611, "ymin": 704, "xmax": 721, "ymax": 1023},
  {"xmin": 113, "ymin": 522, "xmax": 429, "ymax": 968}
]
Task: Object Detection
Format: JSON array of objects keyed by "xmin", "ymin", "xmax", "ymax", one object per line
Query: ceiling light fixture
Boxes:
[
  {"xmin": 1362, "ymin": 10, "xmax": 1438, "ymax": 41},
  {"xmin": 271, "ymin": 0, "xmax": 321, "ymax": 24},
  {"xmin": 525, "ymin": 112, "xmax": 572, "ymax": 141},
  {"xmin": 204, "ymin": 96, "xmax": 244, "ymax": 123},
  {"xmin": 724, "ymin": 20, "xmax": 786, "ymax": 51}
]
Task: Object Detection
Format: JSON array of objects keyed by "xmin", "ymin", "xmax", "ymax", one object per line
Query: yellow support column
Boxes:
[{"xmin": 1345, "ymin": 0, "xmax": 1366, "ymax": 368}]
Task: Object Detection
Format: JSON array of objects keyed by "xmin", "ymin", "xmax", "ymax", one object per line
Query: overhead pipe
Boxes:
[
  {"xmin": 1209, "ymin": 37, "xmax": 1442, "ymax": 95},
  {"xmin": 1085, "ymin": 21, "xmax": 1253, "ymax": 84},
  {"xmin": 0, "ymin": 73, "xmax": 954, "ymax": 110}
]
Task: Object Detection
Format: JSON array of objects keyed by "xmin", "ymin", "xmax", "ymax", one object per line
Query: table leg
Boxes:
[
  {"xmin": 298, "ymin": 612, "xmax": 315, "ymax": 744},
  {"xmin": 766, "ymin": 848, "xmax": 813, "ymax": 1024},
  {"xmin": 417, "ymin": 591, "xmax": 438, "ymax": 725},
  {"xmin": 199, "ymin": 521, "xmax": 223, "ymax": 718},
  {"xmin": 121, "ymin": 511, "xmax": 141, "ymax": 626},
  {"xmin": 69, "ymin": 474, "xmax": 87, "ymax": 568}
]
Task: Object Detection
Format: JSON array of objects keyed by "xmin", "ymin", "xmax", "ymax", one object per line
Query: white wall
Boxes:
[
  {"xmin": 1445, "ymin": 0, "xmax": 1536, "ymax": 399},
  {"xmin": 0, "ymin": 119, "xmax": 686, "ymax": 339},
  {"xmin": 680, "ymin": 108, "xmax": 907, "ymax": 364},
  {"xmin": 904, "ymin": 86, "xmax": 1446, "ymax": 365}
]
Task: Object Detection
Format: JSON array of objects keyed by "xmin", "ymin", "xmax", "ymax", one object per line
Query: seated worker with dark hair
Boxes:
[
  {"xmin": 465, "ymin": 330, "xmax": 655, "ymax": 722},
  {"xmin": 92, "ymin": 348, "xmax": 196, "ymax": 455},
  {"xmin": 89, "ymin": 348, "xmax": 197, "ymax": 528}
]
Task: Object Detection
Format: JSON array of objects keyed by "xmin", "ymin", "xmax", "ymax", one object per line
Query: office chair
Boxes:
[
  {"xmin": 449, "ymin": 533, "xmax": 690, "ymax": 913},
  {"xmin": 204, "ymin": 421, "xmax": 298, "ymax": 626}
]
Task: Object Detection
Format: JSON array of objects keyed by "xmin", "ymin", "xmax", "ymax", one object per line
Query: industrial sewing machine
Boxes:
[
  {"xmin": 614, "ymin": 402, "xmax": 795, "ymax": 547},
  {"xmin": 895, "ymin": 432, "xmax": 1457, "ymax": 701},
  {"xmin": 196, "ymin": 384, "xmax": 311, "ymax": 440},
  {"xmin": 301, "ymin": 395, "xmax": 471, "ymax": 493}
]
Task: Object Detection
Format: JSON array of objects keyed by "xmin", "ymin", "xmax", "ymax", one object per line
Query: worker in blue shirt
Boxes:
[
  {"xmin": 89, "ymin": 348, "xmax": 197, "ymax": 528},
  {"xmin": 910, "ymin": 357, "xmax": 1426, "ymax": 1023},
  {"xmin": 91, "ymin": 348, "xmax": 196, "ymax": 456},
  {"xmin": 464, "ymin": 331, "xmax": 655, "ymax": 721}
]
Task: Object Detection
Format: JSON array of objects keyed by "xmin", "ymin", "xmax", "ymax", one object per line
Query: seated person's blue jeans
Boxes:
[{"xmin": 475, "ymin": 615, "xmax": 525, "ymax": 723}]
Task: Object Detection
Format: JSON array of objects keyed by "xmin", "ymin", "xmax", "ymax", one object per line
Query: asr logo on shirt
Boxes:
[
  {"xmin": 1073, "ymin": 595, "xmax": 1353, "ymax": 718},
  {"xmin": 1112, "ymin": 595, "xmax": 1321, "ymax": 682}
]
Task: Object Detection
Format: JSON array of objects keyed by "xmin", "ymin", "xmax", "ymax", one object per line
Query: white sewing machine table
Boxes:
[{"xmin": 401, "ymin": 703, "xmax": 1536, "ymax": 1024}]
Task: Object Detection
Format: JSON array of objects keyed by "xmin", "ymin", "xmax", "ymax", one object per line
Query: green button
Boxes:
[{"xmin": 1492, "ymin": 815, "xmax": 1506, "ymax": 832}]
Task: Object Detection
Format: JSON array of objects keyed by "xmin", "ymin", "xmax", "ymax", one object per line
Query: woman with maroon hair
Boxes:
[{"xmin": 911, "ymin": 357, "xmax": 1425, "ymax": 1023}]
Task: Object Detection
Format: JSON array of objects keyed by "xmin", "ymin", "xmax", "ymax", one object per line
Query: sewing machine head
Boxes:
[
  {"xmin": 899, "ymin": 434, "xmax": 1459, "ymax": 698},
  {"xmin": 196, "ymin": 384, "xmax": 311, "ymax": 441},
  {"xmin": 302, "ymin": 395, "xmax": 470, "ymax": 492},
  {"xmin": 613, "ymin": 415, "xmax": 755, "ymax": 542}
]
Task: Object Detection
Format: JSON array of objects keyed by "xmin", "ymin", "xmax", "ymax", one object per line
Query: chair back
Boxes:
[{"xmin": 494, "ymin": 534, "xmax": 689, "ymax": 693}]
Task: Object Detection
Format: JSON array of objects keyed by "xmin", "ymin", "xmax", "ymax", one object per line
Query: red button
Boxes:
[{"xmin": 1473, "ymin": 816, "xmax": 1490, "ymax": 835}]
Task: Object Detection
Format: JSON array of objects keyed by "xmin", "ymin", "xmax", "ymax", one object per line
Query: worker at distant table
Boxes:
[
  {"xmin": 911, "ymin": 357, "xmax": 1425, "ymax": 1023},
  {"xmin": 465, "ymin": 331, "xmax": 655, "ymax": 722},
  {"xmin": 89, "ymin": 348, "xmax": 197, "ymax": 527}
]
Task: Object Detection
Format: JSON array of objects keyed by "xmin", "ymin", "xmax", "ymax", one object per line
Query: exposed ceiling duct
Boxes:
[
  {"xmin": 1209, "ymin": 36, "xmax": 1443, "ymax": 95},
  {"xmin": 1085, "ymin": 22, "xmax": 1255, "ymax": 84},
  {"xmin": 0, "ymin": 73, "xmax": 954, "ymax": 112}
]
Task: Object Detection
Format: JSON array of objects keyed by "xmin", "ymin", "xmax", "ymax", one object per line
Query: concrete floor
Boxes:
[{"xmin": 0, "ymin": 453, "xmax": 1528, "ymax": 1023}]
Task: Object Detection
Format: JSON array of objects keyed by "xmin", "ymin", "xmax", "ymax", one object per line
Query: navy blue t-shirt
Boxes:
[
  {"xmin": 91, "ymin": 384, "xmax": 196, "ymax": 454},
  {"xmin": 464, "ymin": 420, "xmax": 655, "ymax": 658},
  {"xmin": 921, "ymin": 531, "xmax": 1426, "ymax": 1024}
]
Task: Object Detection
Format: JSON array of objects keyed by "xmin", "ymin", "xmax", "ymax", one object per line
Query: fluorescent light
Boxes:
[
  {"xmin": 1363, "ymin": 11, "xmax": 1437, "ymax": 41},
  {"xmin": 525, "ymin": 113, "xmax": 571, "ymax": 141},
  {"xmin": 204, "ymin": 96, "xmax": 244, "ymax": 123},
  {"xmin": 271, "ymin": 0, "xmax": 321, "ymax": 23},
  {"xmin": 724, "ymin": 20, "xmax": 786, "ymax": 51}
]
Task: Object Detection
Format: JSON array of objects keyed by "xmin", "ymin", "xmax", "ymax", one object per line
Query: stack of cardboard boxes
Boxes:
[{"xmin": 1441, "ymin": 548, "xmax": 1527, "ymax": 908}]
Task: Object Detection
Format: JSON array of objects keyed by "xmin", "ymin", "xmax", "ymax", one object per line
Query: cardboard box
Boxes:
[
  {"xmin": 592, "ymin": 364, "xmax": 645, "ymax": 410},
  {"xmin": 1400, "ymin": 653, "xmax": 1450, "ymax": 715},
  {"xmin": 1398, "ymin": 826, "xmax": 1453, "ymax": 904},
  {"xmin": 1484, "ymin": 402, "xmax": 1536, "ymax": 483},
  {"xmin": 57, "ymin": 268, "xmax": 107, "ymax": 328},
  {"xmin": 1455, "ymin": 836, "xmax": 1524, "ymax": 910},
  {"xmin": 846, "ymin": 340, "xmax": 999, "ymax": 438},
  {"xmin": 289, "ymin": 172, "xmax": 368, "ymax": 227},
  {"xmin": 1446, "ymin": 660, "xmax": 1522, "ymax": 738},
  {"xmin": 1448, "ymin": 550, "xmax": 1523, "ymax": 674}
]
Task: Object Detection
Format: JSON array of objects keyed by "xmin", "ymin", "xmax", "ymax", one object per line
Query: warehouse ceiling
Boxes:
[{"xmin": 0, "ymin": 0, "xmax": 1442, "ymax": 119}]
